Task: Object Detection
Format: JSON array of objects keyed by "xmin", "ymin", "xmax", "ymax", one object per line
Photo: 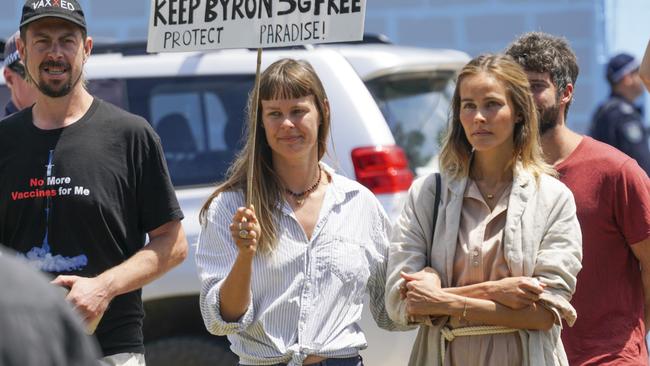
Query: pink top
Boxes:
[{"xmin": 445, "ymin": 179, "xmax": 522, "ymax": 366}]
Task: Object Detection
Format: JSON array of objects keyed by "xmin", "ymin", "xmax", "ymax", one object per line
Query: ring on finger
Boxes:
[{"xmin": 238, "ymin": 230, "xmax": 249, "ymax": 239}]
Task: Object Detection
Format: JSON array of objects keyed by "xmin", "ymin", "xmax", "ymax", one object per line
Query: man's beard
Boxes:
[
  {"xmin": 538, "ymin": 101, "xmax": 561, "ymax": 135},
  {"xmin": 36, "ymin": 60, "xmax": 81, "ymax": 98},
  {"xmin": 25, "ymin": 53, "xmax": 81, "ymax": 98}
]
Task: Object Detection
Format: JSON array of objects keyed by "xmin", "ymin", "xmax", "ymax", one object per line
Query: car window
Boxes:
[
  {"xmin": 365, "ymin": 71, "xmax": 456, "ymax": 173},
  {"xmin": 88, "ymin": 75, "xmax": 254, "ymax": 187}
]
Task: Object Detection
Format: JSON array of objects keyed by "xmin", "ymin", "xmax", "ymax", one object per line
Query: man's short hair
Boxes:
[{"xmin": 505, "ymin": 32, "xmax": 579, "ymax": 116}]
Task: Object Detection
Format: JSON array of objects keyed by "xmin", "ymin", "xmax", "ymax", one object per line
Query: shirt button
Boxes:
[
  {"xmin": 472, "ymin": 261, "xmax": 479, "ymax": 267},
  {"xmin": 472, "ymin": 249, "xmax": 479, "ymax": 257}
]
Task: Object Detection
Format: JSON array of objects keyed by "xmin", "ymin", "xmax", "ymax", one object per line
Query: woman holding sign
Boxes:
[
  {"xmin": 196, "ymin": 58, "xmax": 397, "ymax": 366},
  {"xmin": 385, "ymin": 54, "xmax": 582, "ymax": 366}
]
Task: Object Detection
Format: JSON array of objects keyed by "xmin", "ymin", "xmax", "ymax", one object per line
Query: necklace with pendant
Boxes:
[
  {"xmin": 285, "ymin": 166, "xmax": 322, "ymax": 205},
  {"xmin": 483, "ymin": 182, "xmax": 511, "ymax": 200}
]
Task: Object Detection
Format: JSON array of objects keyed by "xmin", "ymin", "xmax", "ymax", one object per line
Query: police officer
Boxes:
[
  {"xmin": 590, "ymin": 53, "xmax": 650, "ymax": 174},
  {"xmin": 2, "ymin": 31, "xmax": 37, "ymax": 117}
]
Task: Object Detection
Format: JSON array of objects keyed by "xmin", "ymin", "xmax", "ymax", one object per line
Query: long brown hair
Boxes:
[
  {"xmin": 199, "ymin": 58, "xmax": 331, "ymax": 252},
  {"xmin": 439, "ymin": 54, "xmax": 554, "ymax": 180}
]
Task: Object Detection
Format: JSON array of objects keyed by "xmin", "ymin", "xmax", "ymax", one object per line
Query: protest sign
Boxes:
[
  {"xmin": 147, "ymin": 0, "xmax": 366, "ymax": 52},
  {"xmin": 147, "ymin": 0, "xmax": 366, "ymax": 206}
]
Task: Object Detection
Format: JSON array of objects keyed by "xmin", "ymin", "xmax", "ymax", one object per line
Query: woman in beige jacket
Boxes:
[{"xmin": 385, "ymin": 54, "xmax": 582, "ymax": 366}]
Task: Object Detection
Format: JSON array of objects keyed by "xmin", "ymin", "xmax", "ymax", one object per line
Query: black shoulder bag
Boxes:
[{"xmin": 425, "ymin": 173, "xmax": 442, "ymax": 263}]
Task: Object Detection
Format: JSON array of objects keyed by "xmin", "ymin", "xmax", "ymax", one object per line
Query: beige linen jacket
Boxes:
[{"xmin": 385, "ymin": 165, "xmax": 583, "ymax": 366}]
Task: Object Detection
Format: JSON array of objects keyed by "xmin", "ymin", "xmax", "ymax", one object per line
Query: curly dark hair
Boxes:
[{"xmin": 505, "ymin": 32, "xmax": 579, "ymax": 117}]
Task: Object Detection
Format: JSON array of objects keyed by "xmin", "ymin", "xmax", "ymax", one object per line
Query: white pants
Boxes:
[{"xmin": 99, "ymin": 353, "xmax": 146, "ymax": 366}]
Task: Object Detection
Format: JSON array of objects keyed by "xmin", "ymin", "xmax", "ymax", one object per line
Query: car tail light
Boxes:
[{"xmin": 351, "ymin": 145, "xmax": 414, "ymax": 194}]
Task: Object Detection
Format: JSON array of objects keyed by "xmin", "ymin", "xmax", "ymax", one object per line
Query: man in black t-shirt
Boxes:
[{"xmin": 0, "ymin": 1, "xmax": 188, "ymax": 365}]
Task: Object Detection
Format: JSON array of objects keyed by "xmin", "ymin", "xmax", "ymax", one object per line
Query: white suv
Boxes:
[{"xmin": 0, "ymin": 36, "xmax": 468, "ymax": 366}]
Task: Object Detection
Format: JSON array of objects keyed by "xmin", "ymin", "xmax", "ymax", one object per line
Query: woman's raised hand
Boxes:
[
  {"xmin": 229, "ymin": 205, "xmax": 261, "ymax": 254},
  {"xmin": 488, "ymin": 277, "xmax": 545, "ymax": 309}
]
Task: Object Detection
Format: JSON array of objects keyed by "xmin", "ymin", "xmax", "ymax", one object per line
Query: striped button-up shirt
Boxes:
[{"xmin": 196, "ymin": 166, "xmax": 397, "ymax": 365}]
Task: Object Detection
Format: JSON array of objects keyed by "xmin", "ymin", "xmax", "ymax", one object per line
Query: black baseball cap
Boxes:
[{"xmin": 20, "ymin": 0, "xmax": 86, "ymax": 31}]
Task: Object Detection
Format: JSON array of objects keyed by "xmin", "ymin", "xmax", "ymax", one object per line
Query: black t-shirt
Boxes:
[{"xmin": 0, "ymin": 98, "xmax": 184, "ymax": 356}]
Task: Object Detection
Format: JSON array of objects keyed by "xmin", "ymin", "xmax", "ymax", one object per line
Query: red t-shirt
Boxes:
[{"xmin": 558, "ymin": 137, "xmax": 650, "ymax": 365}]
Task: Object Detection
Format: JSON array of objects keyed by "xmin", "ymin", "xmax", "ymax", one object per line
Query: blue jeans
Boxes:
[{"xmin": 240, "ymin": 355, "xmax": 363, "ymax": 366}]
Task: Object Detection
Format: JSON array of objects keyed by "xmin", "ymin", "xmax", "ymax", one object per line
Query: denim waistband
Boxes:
[{"xmin": 240, "ymin": 355, "xmax": 363, "ymax": 366}]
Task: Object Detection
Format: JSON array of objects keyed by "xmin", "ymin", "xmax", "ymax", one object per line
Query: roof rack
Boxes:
[{"xmin": 91, "ymin": 33, "xmax": 392, "ymax": 56}]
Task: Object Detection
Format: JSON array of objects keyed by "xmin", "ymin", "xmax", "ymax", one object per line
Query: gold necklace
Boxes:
[
  {"xmin": 285, "ymin": 167, "xmax": 322, "ymax": 205},
  {"xmin": 483, "ymin": 181, "xmax": 511, "ymax": 200}
]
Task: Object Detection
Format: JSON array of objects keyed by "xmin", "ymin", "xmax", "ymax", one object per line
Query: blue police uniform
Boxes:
[
  {"xmin": 3, "ymin": 100, "xmax": 19, "ymax": 118},
  {"xmin": 590, "ymin": 93, "xmax": 650, "ymax": 174}
]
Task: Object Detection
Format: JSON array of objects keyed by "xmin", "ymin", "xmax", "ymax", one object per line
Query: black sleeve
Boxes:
[{"xmin": 137, "ymin": 126, "xmax": 184, "ymax": 233}]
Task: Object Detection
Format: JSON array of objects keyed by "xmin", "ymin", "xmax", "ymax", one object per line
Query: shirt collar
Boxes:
[
  {"xmin": 321, "ymin": 162, "xmax": 359, "ymax": 205},
  {"xmin": 448, "ymin": 160, "xmax": 532, "ymax": 198}
]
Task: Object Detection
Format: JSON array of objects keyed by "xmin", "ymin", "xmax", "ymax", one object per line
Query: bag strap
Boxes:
[{"xmin": 426, "ymin": 173, "xmax": 441, "ymax": 263}]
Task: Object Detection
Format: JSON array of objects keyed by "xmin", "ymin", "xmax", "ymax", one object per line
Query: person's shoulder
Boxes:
[
  {"xmin": 329, "ymin": 171, "xmax": 373, "ymax": 202},
  {"xmin": 331, "ymin": 171, "xmax": 364, "ymax": 191},
  {"xmin": 603, "ymin": 96, "xmax": 641, "ymax": 119},
  {"xmin": 575, "ymin": 137, "xmax": 648, "ymax": 182},
  {"xmin": 94, "ymin": 98, "xmax": 151, "ymax": 131},
  {"xmin": 408, "ymin": 171, "xmax": 443, "ymax": 196},
  {"xmin": 579, "ymin": 137, "xmax": 636, "ymax": 167},
  {"xmin": 328, "ymin": 171, "xmax": 390, "ymax": 224},
  {"xmin": 619, "ymin": 158, "xmax": 649, "ymax": 184},
  {"xmin": 613, "ymin": 97, "xmax": 639, "ymax": 115},
  {"xmin": 0, "ymin": 107, "xmax": 31, "ymax": 132},
  {"xmin": 328, "ymin": 169, "xmax": 386, "ymax": 208},
  {"xmin": 206, "ymin": 189, "xmax": 245, "ymax": 217},
  {"xmin": 538, "ymin": 173, "xmax": 573, "ymax": 197}
]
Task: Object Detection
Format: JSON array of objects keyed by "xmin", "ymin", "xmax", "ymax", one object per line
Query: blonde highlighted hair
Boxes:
[
  {"xmin": 199, "ymin": 58, "xmax": 330, "ymax": 252},
  {"xmin": 439, "ymin": 53, "xmax": 555, "ymax": 181}
]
